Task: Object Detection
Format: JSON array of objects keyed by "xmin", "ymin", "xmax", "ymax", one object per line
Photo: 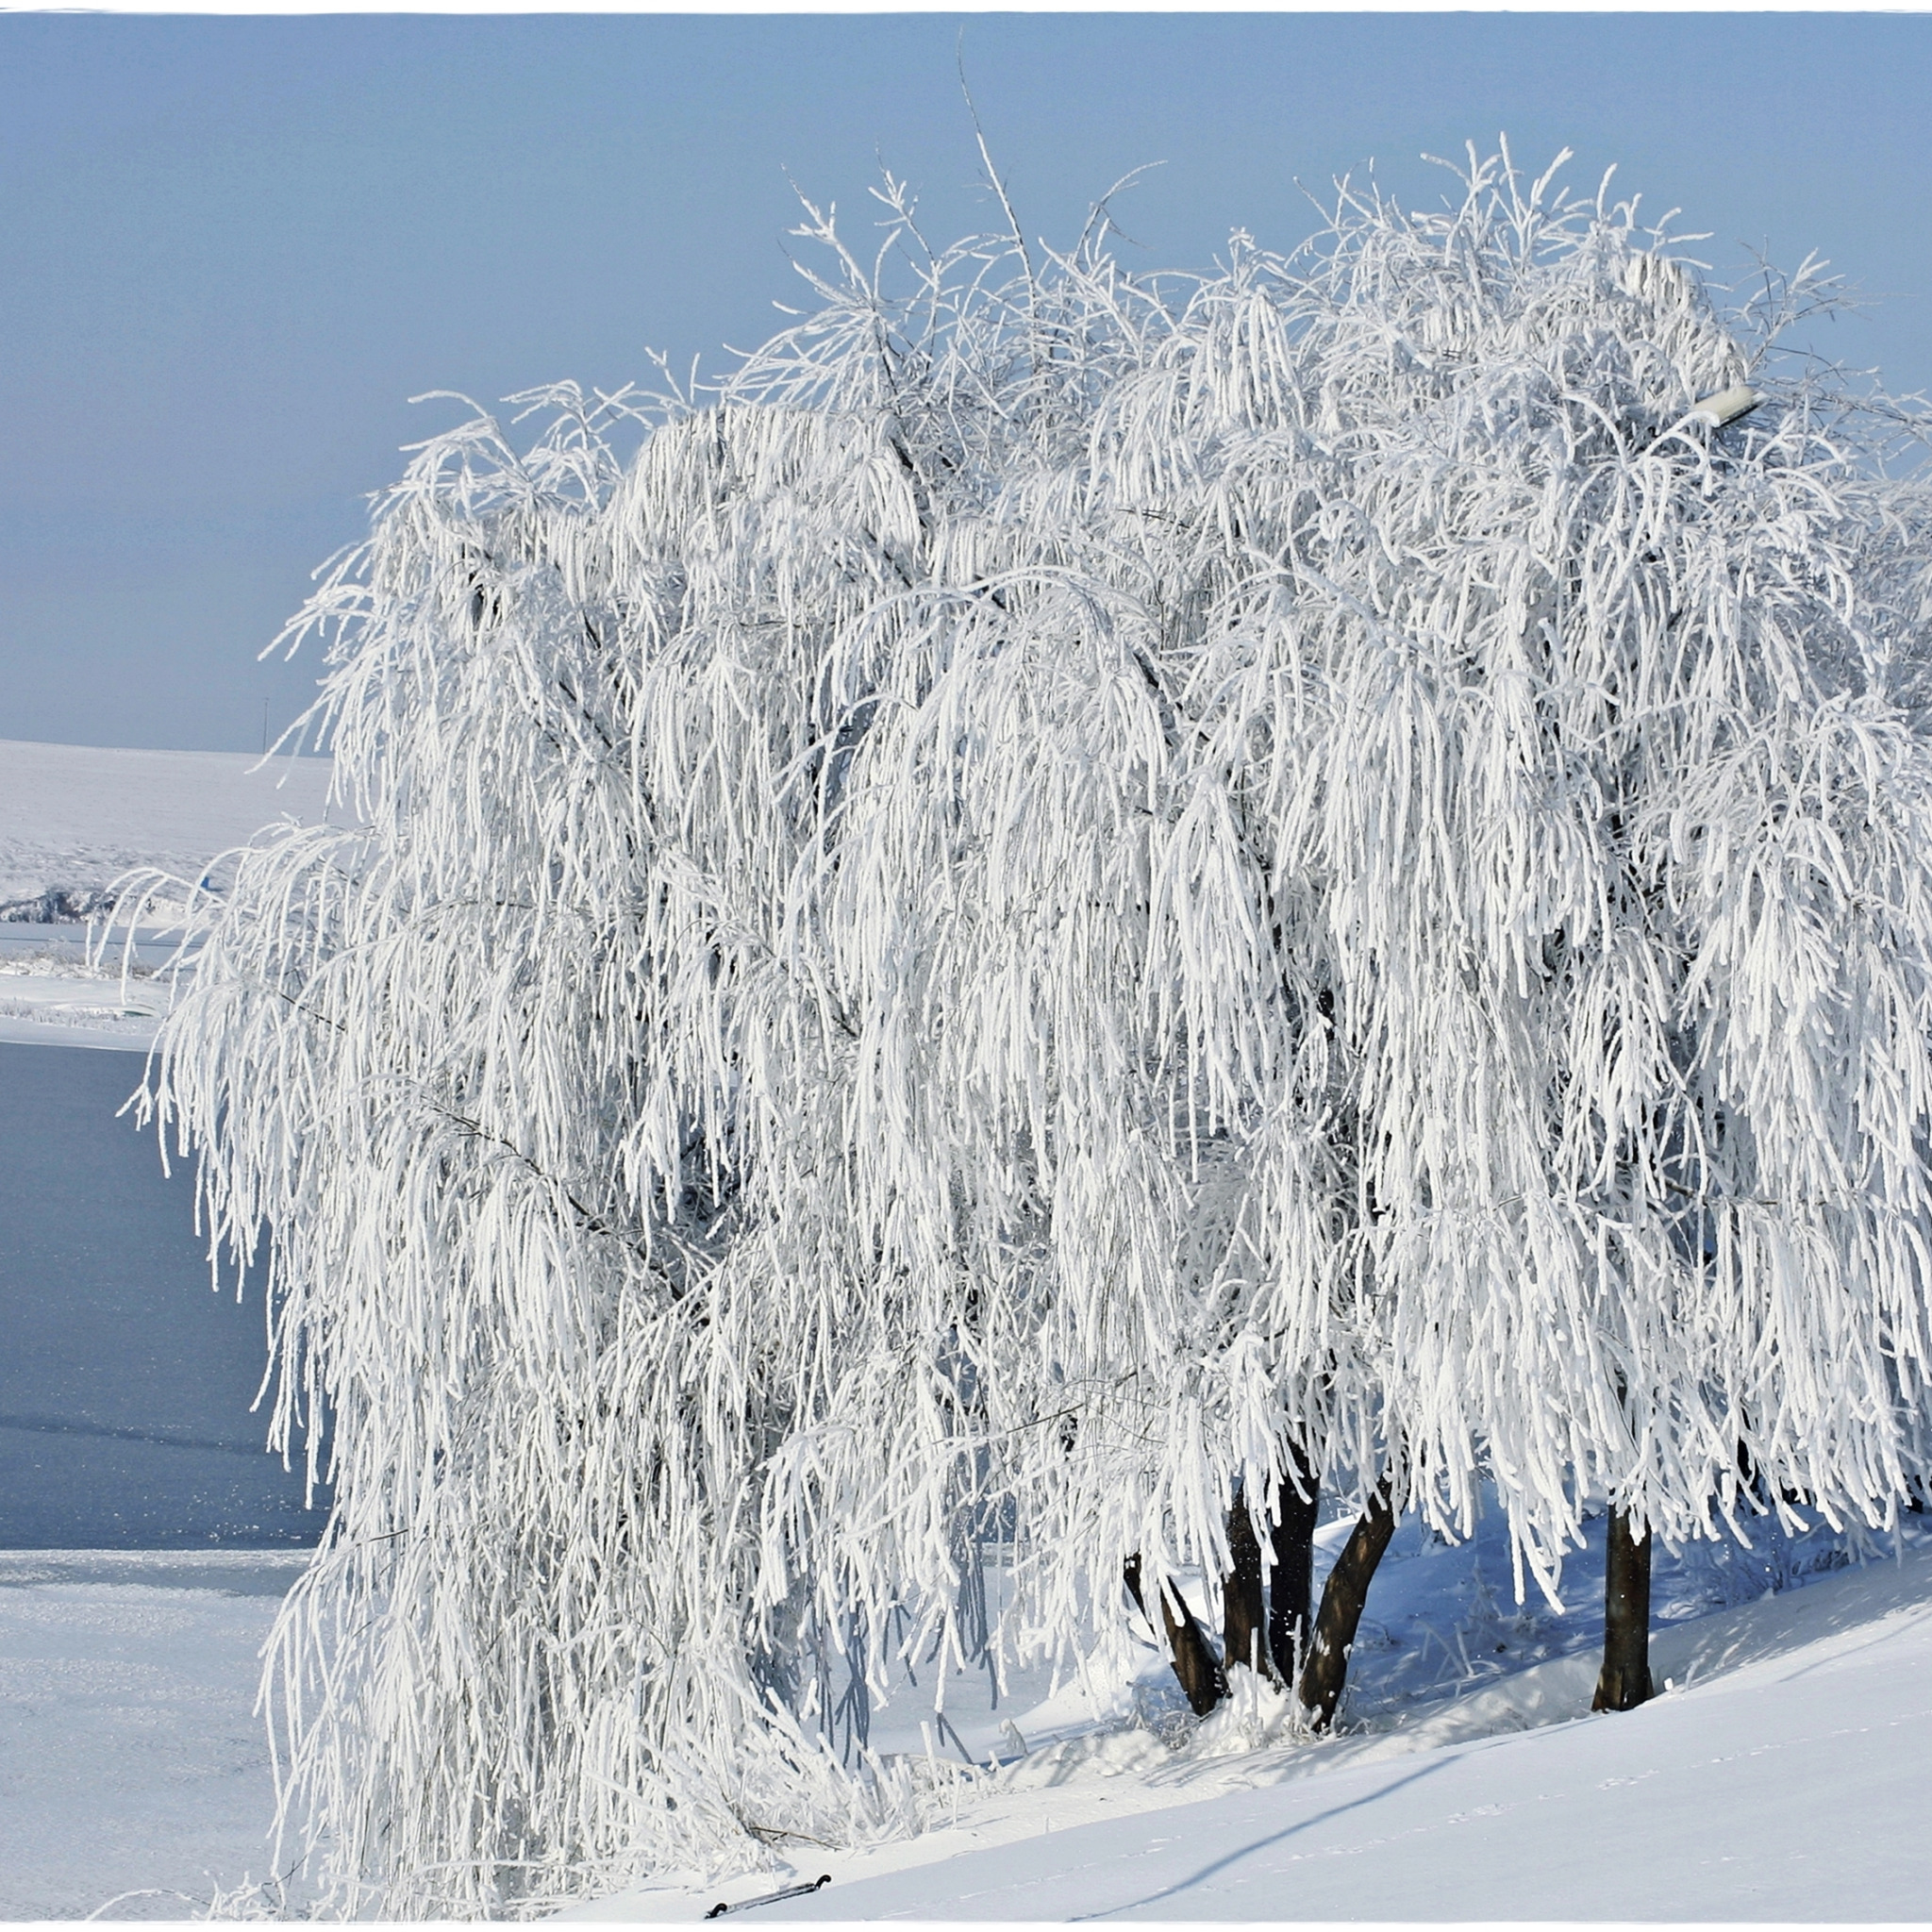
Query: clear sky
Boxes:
[{"xmin": 4, "ymin": 10, "xmax": 1929, "ymax": 753}]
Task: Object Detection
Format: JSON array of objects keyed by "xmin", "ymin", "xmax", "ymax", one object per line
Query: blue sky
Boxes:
[{"xmin": 4, "ymin": 11, "xmax": 1929, "ymax": 753}]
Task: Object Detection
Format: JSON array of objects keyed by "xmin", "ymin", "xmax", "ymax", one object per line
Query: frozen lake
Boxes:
[{"xmin": 0, "ymin": 1041, "xmax": 327, "ymax": 1547}]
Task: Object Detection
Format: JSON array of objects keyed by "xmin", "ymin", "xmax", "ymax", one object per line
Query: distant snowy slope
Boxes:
[
  {"xmin": 0, "ymin": 737, "xmax": 337, "ymax": 917},
  {"xmin": 0, "ymin": 739, "xmax": 341, "ymax": 1046}
]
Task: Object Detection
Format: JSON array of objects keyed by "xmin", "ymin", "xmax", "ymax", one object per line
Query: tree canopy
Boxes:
[{"xmin": 140, "ymin": 144, "xmax": 1932, "ymax": 1915}]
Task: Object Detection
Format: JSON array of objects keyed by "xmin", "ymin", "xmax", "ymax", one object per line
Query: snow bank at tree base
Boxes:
[
  {"xmin": 572, "ymin": 1523, "xmax": 1932, "ymax": 1924},
  {"xmin": 4, "ymin": 1524, "xmax": 1926, "ymax": 1921}
]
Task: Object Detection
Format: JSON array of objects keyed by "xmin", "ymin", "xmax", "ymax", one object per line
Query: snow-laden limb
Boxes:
[{"xmin": 137, "ymin": 145, "xmax": 1932, "ymax": 1912}]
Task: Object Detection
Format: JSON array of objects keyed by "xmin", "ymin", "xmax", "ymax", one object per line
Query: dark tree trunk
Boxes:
[
  {"xmin": 1267, "ymin": 1443, "xmax": 1321, "ymax": 1683},
  {"xmin": 1223, "ymin": 1494, "xmax": 1267, "ymax": 1677},
  {"xmin": 1124, "ymin": 1555, "xmax": 1227, "ymax": 1716},
  {"xmin": 1295, "ymin": 1480, "xmax": 1395, "ymax": 1732},
  {"xmin": 1592, "ymin": 1507, "xmax": 1654, "ymax": 1712}
]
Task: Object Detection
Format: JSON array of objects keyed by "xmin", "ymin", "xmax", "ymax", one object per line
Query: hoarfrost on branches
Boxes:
[{"xmin": 132, "ymin": 144, "xmax": 1932, "ymax": 1913}]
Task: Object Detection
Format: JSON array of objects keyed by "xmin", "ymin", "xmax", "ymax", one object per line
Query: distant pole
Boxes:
[{"xmin": 261, "ymin": 699, "xmax": 269, "ymax": 756}]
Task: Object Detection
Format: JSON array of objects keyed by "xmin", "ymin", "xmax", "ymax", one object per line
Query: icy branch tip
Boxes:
[{"xmin": 1687, "ymin": 384, "xmax": 1762, "ymax": 429}]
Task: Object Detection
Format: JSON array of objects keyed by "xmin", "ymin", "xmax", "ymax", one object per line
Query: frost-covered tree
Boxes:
[
  {"xmin": 864, "ymin": 142, "xmax": 1932, "ymax": 1724},
  {"xmin": 138, "ymin": 184, "xmax": 1237, "ymax": 1914},
  {"xmin": 136, "ymin": 143, "xmax": 1932, "ymax": 1914}
]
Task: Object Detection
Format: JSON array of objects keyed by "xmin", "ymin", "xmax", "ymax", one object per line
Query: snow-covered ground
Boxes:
[
  {"xmin": 741, "ymin": 1553, "xmax": 1932, "ymax": 1922},
  {"xmin": 0, "ymin": 738, "xmax": 338, "ymax": 1050},
  {"xmin": 0, "ymin": 1550, "xmax": 309, "ymax": 1921},
  {"xmin": 4, "ymin": 1511, "xmax": 1926, "ymax": 1920},
  {"xmin": 572, "ymin": 1511, "xmax": 1932, "ymax": 1924}
]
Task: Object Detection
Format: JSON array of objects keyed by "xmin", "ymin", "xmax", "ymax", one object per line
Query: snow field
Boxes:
[
  {"xmin": 0, "ymin": 1552, "xmax": 310, "ymax": 1921},
  {"xmin": 571, "ymin": 1516, "xmax": 1932, "ymax": 1922},
  {"xmin": 0, "ymin": 739, "xmax": 336, "ymax": 911}
]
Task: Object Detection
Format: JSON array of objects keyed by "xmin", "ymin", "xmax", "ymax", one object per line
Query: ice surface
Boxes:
[{"xmin": 0, "ymin": 1041, "xmax": 328, "ymax": 1547}]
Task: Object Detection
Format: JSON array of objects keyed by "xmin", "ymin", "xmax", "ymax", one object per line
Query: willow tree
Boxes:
[
  {"xmin": 138, "ymin": 143, "xmax": 1932, "ymax": 1916},
  {"xmin": 137, "ymin": 181, "xmax": 1297, "ymax": 1912},
  {"xmin": 836, "ymin": 140, "xmax": 1932, "ymax": 1733}
]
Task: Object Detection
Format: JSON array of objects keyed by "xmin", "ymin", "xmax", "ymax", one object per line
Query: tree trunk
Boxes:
[
  {"xmin": 1124, "ymin": 1555, "xmax": 1226, "ymax": 1716},
  {"xmin": 1223, "ymin": 1494, "xmax": 1267, "ymax": 1677},
  {"xmin": 1592, "ymin": 1507, "xmax": 1654, "ymax": 1712},
  {"xmin": 1295, "ymin": 1480, "xmax": 1395, "ymax": 1731},
  {"xmin": 1267, "ymin": 1443, "xmax": 1321, "ymax": 1683}
]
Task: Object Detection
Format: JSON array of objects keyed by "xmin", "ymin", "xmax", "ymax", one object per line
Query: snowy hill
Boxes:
[
  {"xmin": 0, "ymin": 738, "xmax": 339, "ymax": 1049},
  {"xmin": 569, "ymin": 1514, "xmax": 1932, "ymax": 1924},
  {"xmin": 3, "ymin": 1517, "xmax": 1926, "ymax": 1919},
  {"xmin": 0, "ymin": 737, "xmax": 337, "ymax": 917},
  {"xmin": 731, "ymin": 1558, "xmax": 1932, "ymax": 1921}
]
